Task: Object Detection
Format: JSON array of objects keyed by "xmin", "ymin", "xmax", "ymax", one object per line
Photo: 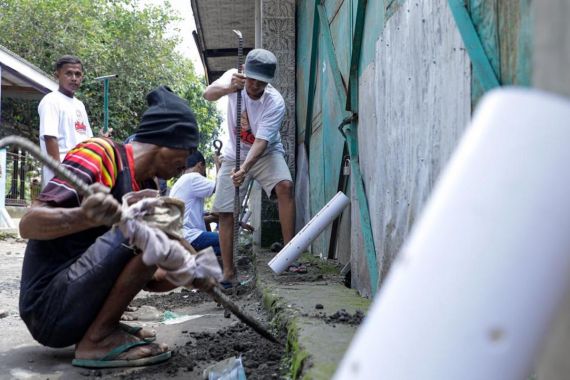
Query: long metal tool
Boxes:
[
  {"xmin": 208, "ymin": 287, "xmax": 279, "ymax": 343},
  {"xmin": 233, "ymin": 29, "xmax": 244, "ymax": 265},
  {"xmin": 94, "ymin": 74, "xmax": 119, "ymax": 134},
  {"xmin": 0, "ymin": 135, "xmax": 280, "ymax": 344}
]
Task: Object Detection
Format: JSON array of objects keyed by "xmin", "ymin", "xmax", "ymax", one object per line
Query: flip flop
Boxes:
[
  {"xmin": 119, "ymin": 322, "xmax": 156, "ymax": 342},
  {"xmin": 71, "ymin": 341, "xmax": 171, "ymax": 369},
  {"xmin": 219, "ymin": 279, "xmax": 241, "ymax": 289}
]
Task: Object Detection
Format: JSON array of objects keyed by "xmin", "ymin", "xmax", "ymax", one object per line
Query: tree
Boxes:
[{"xmin": 0, "ymin": 0, "xmax": 221, "ymax": 158}]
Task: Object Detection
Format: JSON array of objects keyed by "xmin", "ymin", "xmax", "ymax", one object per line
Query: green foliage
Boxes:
[{"xmin": 0, "ymin": 0, "xmax": 221, "ymax": 158}]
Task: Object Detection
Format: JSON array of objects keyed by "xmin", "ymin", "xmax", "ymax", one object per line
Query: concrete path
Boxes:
[{"xmin": 256, "ymin": 250, "xmax": 371, "ymax": 379}]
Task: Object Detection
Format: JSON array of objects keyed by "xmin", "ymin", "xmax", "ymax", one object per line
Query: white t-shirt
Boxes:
[
  {"xmin": 217, "ymin": 69, "xmax": 286, "ymax": 161},
  {"xmin": 170, "ymin": 172, "xmax": 216, "ymax": 243},
  {"xmin": 38, "ymin": 90, "xmax": 93, "ymax": 186}
]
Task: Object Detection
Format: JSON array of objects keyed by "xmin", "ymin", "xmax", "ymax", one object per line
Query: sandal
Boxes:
[{"xmin": 72, "ymin": 341, "xmax": 171, "ymax": 368}]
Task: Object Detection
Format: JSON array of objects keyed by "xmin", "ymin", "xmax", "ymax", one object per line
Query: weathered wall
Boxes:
[
  {"xmin": 468, "ymin": 0, "xmax": 532, "ymax": 104},
  {"xmin": 355, "ymin": 0, "xmax": 471, "ymax": 287},
  {"xmin": 255, "ymin": 0, "xmax": 296, "ymax": 247},
  {"xmin": 295, "ymin": 0, "xmax": 531, "ymax": 295},
  {"xmin": 261, "ymin": 0, "xmax": 296, "ymax": 173},
  {"xmin": 533, "ymin": 1, "xmax": 570, "ymax": 378},
  {"xmin": 532, "ymin": 0, "xmax": 570, "ymax": 98}
]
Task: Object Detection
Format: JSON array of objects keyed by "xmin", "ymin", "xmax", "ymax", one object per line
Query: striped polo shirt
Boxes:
[{"xmin": 38, "ymin": 137, "xmax": 139, "ymax": 208}]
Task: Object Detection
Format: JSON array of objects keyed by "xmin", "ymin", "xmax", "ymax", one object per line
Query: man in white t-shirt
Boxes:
[
  {"xmin": 170, "ymin": 151, "xmax": 220, "ymax": 255},
  {"xmin": 203, "ymin": 49, "xmax": 295, "ymax": 287},
  {"xmin": 39, "ymin": 55, "xmax": 93, "ymax": 187}
]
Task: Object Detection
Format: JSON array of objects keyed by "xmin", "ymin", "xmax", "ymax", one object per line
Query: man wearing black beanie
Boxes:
[{"xmin": 18, "ymin": 86, "xmax": 220, "ymax": 369}]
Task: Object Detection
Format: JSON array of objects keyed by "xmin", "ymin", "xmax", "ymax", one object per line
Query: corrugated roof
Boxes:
[
  {"xmin": 0, "ymin": 45, "xmax": 58, "ymax": 99},
  {"xmin": 191, "ymin": 0, "xmax": 256, "ymax": 84}
]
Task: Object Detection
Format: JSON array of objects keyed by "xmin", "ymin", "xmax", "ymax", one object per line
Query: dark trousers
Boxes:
[{"xmin": 22, "ymin": 228, "xmax": 135, "ymax": 348}]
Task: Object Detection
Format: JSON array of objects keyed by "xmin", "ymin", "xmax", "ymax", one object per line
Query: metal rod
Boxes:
[
  {"xmin": 209, "ymin": 287, "xmax": 280, "ymax": 344},
  {"xmin": 0, "ymin": 135, "xmax": 280, "ymax": 343},
  {"xmin": 0, "ymin": 136, "xmax": 93, "ymax": 197},
  {"xmin": 233, "ymin": 29, "xmax": 244, "ymax": 267}
]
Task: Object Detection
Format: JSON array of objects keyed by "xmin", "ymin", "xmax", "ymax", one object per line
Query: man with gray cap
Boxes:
[
  {"xmin": 18, "ymin": 86, "xmax": 222, "ymax": 368},
  {"xmin": 204, "ymin": 48, "xmax": 295, "ymax": 287}
]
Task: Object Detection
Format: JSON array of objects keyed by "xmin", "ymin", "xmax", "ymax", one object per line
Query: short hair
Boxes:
[
  {"xmin": 55, "ymin": 55, "xmax": 83, "ymax": 71},
  {"xmin": 186, "ymin": 151, "xmax": 205, "ymax": 168}
]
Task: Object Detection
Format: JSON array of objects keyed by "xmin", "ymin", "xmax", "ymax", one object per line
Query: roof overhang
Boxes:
[
  {"xmin": 191, "ymin": 0, "xmax": 256, "ymax": 84},
  {"xmin": 0, "ymin": 45, "xmax": 58, "ymax": 100}
]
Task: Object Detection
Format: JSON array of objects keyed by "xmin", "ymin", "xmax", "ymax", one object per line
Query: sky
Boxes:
[
  {"xmin": 152, "ymin": 0, "xmax": 228, "ymax": 141},
  {"xmin": 164, "ymin": 0, "xmax": 204, "ymax": 76}
]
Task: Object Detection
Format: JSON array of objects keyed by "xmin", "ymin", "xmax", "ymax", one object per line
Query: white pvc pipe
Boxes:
[
  {"xmin": 240, "ymin": 209, "xmax": 252, "ymax": 225},
  {"xmin": 334, "ymin": 88, "xmax": 570, "ymax": 380},
  {"xmin": 269, "ymin": 191, "xmax": 349, "ymax": 273}
]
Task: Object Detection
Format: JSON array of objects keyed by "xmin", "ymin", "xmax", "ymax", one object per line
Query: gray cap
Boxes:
[{"xmin": 244, "ymin": 49, "xmax": 277, "ymax": 83}]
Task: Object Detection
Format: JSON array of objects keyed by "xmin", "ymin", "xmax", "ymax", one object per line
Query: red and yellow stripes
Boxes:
[
  {"xmin": 39, "ymin": 138, "xmax": 123, "ymax": 207},
  {"xmin": 65, "ymin": 138, "xmax": 120, "ymax": 188}
]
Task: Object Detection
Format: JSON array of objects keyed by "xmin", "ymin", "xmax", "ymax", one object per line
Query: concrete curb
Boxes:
[{"xmin": 255, "ymin": 249, "xmax": 371, "ymax": 379}]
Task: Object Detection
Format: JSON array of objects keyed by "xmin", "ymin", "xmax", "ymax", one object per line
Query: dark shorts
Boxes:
[{"xmin": 22, "ymin": 228, "xmax": 135, "ymax": 348}]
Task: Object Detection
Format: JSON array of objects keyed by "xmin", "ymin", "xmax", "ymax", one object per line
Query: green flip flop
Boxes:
[
  {"xmin": 72, "ymin": 340, "xmax": 171, "ymax": 369},
  {"xmin": 119, "ymin": 322, "xmax": 156, "ymax": 342}
]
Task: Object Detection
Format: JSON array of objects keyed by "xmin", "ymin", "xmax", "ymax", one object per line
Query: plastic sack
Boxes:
[{"xmin": 204, "ymin": 356, "xmax": 247, "ymax": 380}]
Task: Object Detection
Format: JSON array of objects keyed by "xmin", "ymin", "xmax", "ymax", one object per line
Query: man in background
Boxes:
[
  {"xmin": 170, "ymin": 151, "xmax": 221, "ymax": 255},
  {"xmin": 203, "ymin": 49, "xmax": 295, "ymax": 288},
  {"xmin": 39, "ymin": 55, "xmax": 92, "ymax": 187}
]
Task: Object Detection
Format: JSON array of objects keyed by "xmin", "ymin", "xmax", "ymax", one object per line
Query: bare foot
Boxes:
[
  {"xmin": 119, "ymin": 322, "xmax": 156, "ymax": 341},
  {"xmin": 121, "ymin": 313, "xmax": 138, "ymax": 321},
  {"xmin": 75, "ymin": 327, "xmax": 168, "ymax": 361}
]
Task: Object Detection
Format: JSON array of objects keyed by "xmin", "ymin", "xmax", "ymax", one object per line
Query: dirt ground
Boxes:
[
  {"xmin": 0, "ymin": 234, "xmax": 287, "ymax": 380},
  {"xmin": 120, "ymin": 283, "xmax": 287, "ymax": 379},
  {"xmin": 1, "ymin": 231, "xmax": 359, "ymax": 379}
]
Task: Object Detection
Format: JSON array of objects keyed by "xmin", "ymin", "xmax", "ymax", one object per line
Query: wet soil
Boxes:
[
  {"xmin": 114, "ymin": 288, "xmax": 286, "ymax": 380},
  {"xmin": 325, "ymin": 309, "xmax": 365, "ymax": 326},
  {"xmin": 272, "ymin": 257, "xmax": 343, "ymax": 285},
  {"xmin": 116, "ymin": 322, "xmax": 286, "ymax": 379},
  {"xmin": 90, "ymin": 251, "xmax": 287, "ymax": 379}
]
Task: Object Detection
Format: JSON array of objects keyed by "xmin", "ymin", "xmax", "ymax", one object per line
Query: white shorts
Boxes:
[{"xmin": 212, "ymin": 153, "xmax": 292, "ymax": 213}]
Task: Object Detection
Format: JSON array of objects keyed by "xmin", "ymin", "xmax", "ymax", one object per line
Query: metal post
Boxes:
[
  {"xmin": 103, "ymin": 78, "xmax": 109, "ymax": 133},
  {"xmin": 94, "ymin": 74, "xmax": 118, "ymax": 133}
]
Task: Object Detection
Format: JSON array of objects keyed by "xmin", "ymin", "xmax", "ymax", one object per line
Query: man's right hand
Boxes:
[
  {"xmin": 230, "ymin": 73, "xmax": 246, "ymax": 92},
  {"xmin": 81, "ymin": 184, "xmax": 122, "ymax": 226}
]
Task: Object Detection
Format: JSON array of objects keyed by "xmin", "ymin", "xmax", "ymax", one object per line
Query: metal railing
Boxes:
[{"xmin": 4, "ymin": 148, "xmax": 42, "ymax": 207}]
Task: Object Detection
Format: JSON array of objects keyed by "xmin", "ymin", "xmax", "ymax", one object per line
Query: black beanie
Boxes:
[{"xmin": 133, "ymin": 86, "xmax": 199, "ymax": 151}]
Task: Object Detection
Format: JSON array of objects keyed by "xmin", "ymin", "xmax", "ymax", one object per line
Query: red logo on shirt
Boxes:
[
  {"xmin": 241, "ymin": 129, "xmax": 255, "ymax": 145},
  {"xmin": 75, "ymin": 121, "xmax": 87, "ymax": 134}
]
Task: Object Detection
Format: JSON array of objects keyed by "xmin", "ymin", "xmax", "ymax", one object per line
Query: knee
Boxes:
[{"xmin": 275, "ymin": 181, "xmax": 294, "ymax": 199}]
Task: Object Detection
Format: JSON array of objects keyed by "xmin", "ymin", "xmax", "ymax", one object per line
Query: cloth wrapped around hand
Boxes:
[{"xmin": 117, "ymin": 190, "xmax": 222, "ymax": 286}]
